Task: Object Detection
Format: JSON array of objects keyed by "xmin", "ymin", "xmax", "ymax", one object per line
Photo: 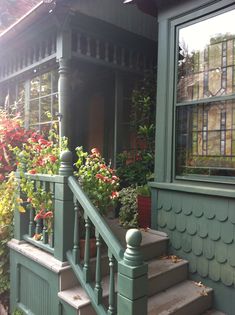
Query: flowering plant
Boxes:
[
  {"xmin": 12, "ymin": 124, "xmax": 68, "ymax": 240},
  {"xmin": 74, "ymin": 147, "xmax": 119, "ymax": 215},
  {"xmin": 0, "ymin": 110, "xmax": 31, "ymax": 182}
]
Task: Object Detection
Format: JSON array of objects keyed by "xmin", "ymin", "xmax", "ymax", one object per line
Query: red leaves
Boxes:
[{"xmin": 34, "ymin": 209, "xmax": 53, "ymax": 221}]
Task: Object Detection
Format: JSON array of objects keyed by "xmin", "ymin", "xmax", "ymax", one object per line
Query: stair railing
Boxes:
[
  {"xmin": 13, "ymin": 151, "xmax": 148, "ymax": 315},
  {"xmin": 62, "ymin": 151, "xmax": 148, "ymax": 315}
]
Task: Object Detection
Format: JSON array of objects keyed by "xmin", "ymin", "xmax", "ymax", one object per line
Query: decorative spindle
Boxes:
[
  {"xmin": 42, "ymin": 218, "xmax": 48, "ymax": 244},
  {"xmin": 87, "ymin": 36, "xmax": 91, "ymax": 57},
  {"xmin": 94, "ymin": 231, "xmax": 103, "ymax": 304},
  {"xmin": 28, "ymin": 205, "xmax": 34, "ymax": 238},
  {"xmin": 83, "ymin": 214, "xmax": 91, "ymax": 282},
  {"xmin": 121, "ymin": 48, "xmax": 125, "ymax": 67},
  {"xmin": 129, "ymin": 51, "xmax": 133, "ymax": 69},
  {"xmin": 108, "ymin": 252, "xmax": 115, "ymax": 315},
  {"xmin": 113, "ymin": 46, "xmax": 117, "ymax": 64},
  {"xmin": 35, "ymin": 218, "xmax": 41, "ymax": 235},
  {"xmin": 77, "ymin": 33, "xmax": 82, "ymax": 54},
  {"xmin": 105, "ymin": 42, "xmax": 109, "ymax": 62},
  {"xmin": 96, "ymin": 39, "xmax": 100, "ymax": 59},
  {"xmin": 73, "ymin": 199, "xmax": 80, "ymax": 264}
]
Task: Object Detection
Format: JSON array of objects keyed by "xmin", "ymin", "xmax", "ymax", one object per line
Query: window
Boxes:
[
  {"xmin": 175, "ymin": 8, "xmax": 235, "ymax": 178},
  {"xmin": 29, "ymin": 69, "xmax": 59, "ymax": 131}
]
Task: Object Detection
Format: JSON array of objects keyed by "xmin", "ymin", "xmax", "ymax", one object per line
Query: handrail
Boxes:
[{"xmin": 68, "ymin": 176, "xmax": 124, "ymax": 262}]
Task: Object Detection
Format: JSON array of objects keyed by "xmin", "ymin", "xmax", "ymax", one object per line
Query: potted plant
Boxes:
[
  {"xmin": 136, "ymin": 185, "xmax": 151, "ymax": 228},
  {"xmin": 118, "ymin": 186, "xmax": 138, "ymax": 228}
]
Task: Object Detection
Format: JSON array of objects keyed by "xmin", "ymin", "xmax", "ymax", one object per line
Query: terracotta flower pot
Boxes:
[
  {"xmin": 137, "ymin": 195, "xmax": 151, "ymax": 228},
  {"xmin": 79, "ymin": 238, "xmax": 97, "ymax": 259}
]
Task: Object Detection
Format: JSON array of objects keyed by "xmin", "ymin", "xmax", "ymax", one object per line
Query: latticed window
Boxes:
[
  {"xmin": 175, "ymin": 8, "xmax": 235, "ymax": 178},
  {"xmin": 29, "ymin": 69, "xmax": 59, "ymax": 131}
]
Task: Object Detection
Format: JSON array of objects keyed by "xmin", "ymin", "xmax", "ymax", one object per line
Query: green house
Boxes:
[{"xmin": 1, "ymin": 0, "xmax": 235, "ymax": 314}]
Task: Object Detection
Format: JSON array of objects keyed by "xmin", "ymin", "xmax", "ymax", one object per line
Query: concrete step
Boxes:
[
  {"xmin": 202, "ymin": 310, "xmax": 227, "ymax": 315},
  {"xmin": 148, "ymin": 257, "xmax": 188, "ymax": 296},
  {"xmin": 148, "ymin": 280, "xmax": 213, "ymax": 315},
  {"xmin": 107, "ymin": 218, "xmax": 169, "ymax": 260}
]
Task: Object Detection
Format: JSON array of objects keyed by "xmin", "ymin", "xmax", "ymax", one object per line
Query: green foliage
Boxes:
[
  {"xmin": 0, "ymin": 173, "xmax": 18, "ymax": 297},
  {"xmin": 74, "ymin": 147, "xmax": 119, "ymax": 215},
  {"xmin": 119, "ymin": 186, "xmax": 138, "ymax": 228},
  {"xmin": 136, "ymin": 184, "xmax": 151, "ymax": 197},
  {"xmin": 12, "ymin": 308, "xmax": 24, "ymax": 315},
  {"xmin": 116, "ymin": 150, "xmax": 154, "ymax": 187}
]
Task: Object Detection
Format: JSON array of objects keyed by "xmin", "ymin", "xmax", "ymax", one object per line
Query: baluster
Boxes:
[
  {"xmin": 96, "ymin": 39, "xmax": 100, "ymax": 59},
  {"xmin": 45, "ymin": 38, "xmax": 49, "ymax": 57},
  {"xmin": 28, "ymin": 205, "xmax": 34, "ymax": 238},
  {"xmin": 129, "ymin": 51, "xmax": 133, "ymax": 69},
  {"xmin": 113, "ymin": 46, "xmax": 117, "ymax": 64},
  {"xmin": 52, "ymin": 32, "xmax": 56, "ymax": 53},
  {"xmin": 35, "ymin": 218, "xmax": 41, "ymax": 235},
  {"xmin": 83, "ymin": 214, "xmax": 91, "ymax": 282},
  {"xmin": 121, "ymin": 48, "xmax": 125, "ymax": 67},
  {"xmin": 105, "ymin": 42, "xmax": 109, "ymax": 62},
  {"xmin": 77, "ymin": 33, "xmax": 82, "ymax": 54},
  {"xmin": 49, "ymin": 182, "xmax": 55, "ymax": 248},
  {"xmin": 87, "ymin": 36, "xmax": 91, "ymax": 57},
  {"xmin": 108, "ymin": 252, "xmax": 115, "ymax": 315},
  {"xmin": 42, "ymin": 218, "xmax": 48, "ymax": 244},
  {"xmin": 73, "ymin": 199, "xmax": 80, "ymax": 264},
  {"xmin": 94, "ymin": 231, "xmax": 103, "ymax": 304}
]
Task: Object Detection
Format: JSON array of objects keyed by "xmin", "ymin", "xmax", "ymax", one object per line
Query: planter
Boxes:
[
  {"xmin": 137, "ymin": 195, "xmax": 151, "ymax": 228},
  {"xmin": 79, "ymin": 238, "xmax": 97, "ymax": 259}
]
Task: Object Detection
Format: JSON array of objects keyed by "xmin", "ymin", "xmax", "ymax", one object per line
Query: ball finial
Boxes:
[
  {"xmin": 60, "ymin": 150, "xmax": 72, "ymax": 163},
  {"xmin": 126, "ymin": 229, "xmax": 142, "ymax": 248}
]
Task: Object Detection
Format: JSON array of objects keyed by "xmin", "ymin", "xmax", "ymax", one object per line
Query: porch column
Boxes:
[{"xmin": 58, "ymin": 58, "xmax": 71, "ymax": 140}]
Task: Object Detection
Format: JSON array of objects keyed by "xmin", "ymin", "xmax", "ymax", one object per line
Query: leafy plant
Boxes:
[
  {"xmin": 136, "ymin": 184, "xmax": 151, "ymax": 197},
  {"xmin": 74, "ymin": 147, "xmax": 119, "ymax": 215},
  {"xmin": 119, "ymin": 186, "xmax": 138, "ymax": 228},
  {"xmin": 116, "ymin": 150, "xmax": 154, "ymax": 187},
  {"xmin": 0, "ymin": 173, "xmax": 18, "ymax": 304}
]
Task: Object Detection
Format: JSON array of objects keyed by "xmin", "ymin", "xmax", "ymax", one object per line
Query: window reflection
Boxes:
[{"xmin": 177, "ymin": 9, "xmax": 235, "ymax": 102}]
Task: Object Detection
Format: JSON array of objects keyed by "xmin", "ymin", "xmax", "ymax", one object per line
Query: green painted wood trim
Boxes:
[
  {"xmin": 150, "ymin": 188, "xmax": 158, "ymax": 230},
  {"xmin": 66, "ymin": 250, "xmax": 107, "ymax": 315},
  {"xmin": 23, "ymin": 235, "xmax": 54, "ymax": 254},
  {"xmin": 68, "ymin": 176, "xmax": 124, "ymax": 261},
  {"xmin": 0, "ymin": 55, "xmax": 56, "ymax": 84},
  {"xmin": 149, "ymin": 181, "xmax": 235, "ymax": 198}
]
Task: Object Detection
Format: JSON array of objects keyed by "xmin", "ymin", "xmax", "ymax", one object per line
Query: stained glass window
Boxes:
[{"xmin": 176, "ymin": 8, "xmax": 235, "ymax": 178}]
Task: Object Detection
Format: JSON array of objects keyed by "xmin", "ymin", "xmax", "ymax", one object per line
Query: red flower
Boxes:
[
  {"xmin": 111, "ymin": 175, "xmax": 118, "ymax": 181},
  {"xmin": 34, "ymin": 209, "xmax": 45, "ymax": 221},
  {"xmin": 100, "ymin": 164, "xmax": 106, "ymax": 169},
  {"xmin": 91, "ymin": 148, "xmax": 100, "ymax": 155},
  {"xmin": 49, "ymin": 154, "xmax": 57, "ymax": 163},
  {"xmin": 111, "ymin": 191, "xmax": 119, "ymax": 199},
  {"xmin": 38, "ymin": 138, "xmax": 49, "ymax": 146},
  {"xmin": 28, "ymin": 169, "xmax": 37, "ymax": 174},
  {"xmin": 27, "ymin": 197, "xmax": 32, "ymax": 203},
  {"xmin": 43, "ymin": 211, "xmax": 53, "ymax": 219},
  {"xmin": 96, "ymin": 174, "xmax": 104, "ymax": 180}
]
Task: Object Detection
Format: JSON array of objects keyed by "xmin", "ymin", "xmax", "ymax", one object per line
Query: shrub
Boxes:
[{"xmin": 118, "ymin": 186, "xmax": 138, "ymax": 228}]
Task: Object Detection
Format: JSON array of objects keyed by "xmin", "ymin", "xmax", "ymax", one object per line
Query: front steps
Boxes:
[{"xmin": 59, "ymin": 221, "xmax": 223, "ymax": 315}]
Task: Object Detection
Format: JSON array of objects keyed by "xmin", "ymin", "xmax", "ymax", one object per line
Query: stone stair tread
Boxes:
[
  {"xmin": 106, "ymin": 218, "xmax": 168, "ymax": 247},
  {"xmin": 148, "ymin": 280, "xmax": 213, "ymax": 315},
  {"xmin": 202, "ymin": 310, "xmax": 227, "ymax": 315},
  {"xmin": 58, "ymin": 285, "xmax": 91, "ymax": 310},
  {"xmin": 148, "ymin": 257, "xmax": 188, "ymax": 278}
]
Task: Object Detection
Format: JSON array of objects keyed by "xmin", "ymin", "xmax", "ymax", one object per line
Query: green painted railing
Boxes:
[{"xmin": 14, "ymin": 151, "xmax": 148, "ymax": 315}]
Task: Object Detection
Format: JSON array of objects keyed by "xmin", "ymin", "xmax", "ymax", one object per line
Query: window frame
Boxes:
[{"xmin": 171, "ymin": 3, "xmax": 235, "ymax": 184}]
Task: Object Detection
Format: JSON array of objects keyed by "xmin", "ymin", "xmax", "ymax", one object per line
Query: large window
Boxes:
[
  {"xmin": 29, "ymin": 70, "xmax": 59, "ymax": 131},
  {"xmin": 175, "ymin": 8, "xmax": 235, "ymax": 178}
]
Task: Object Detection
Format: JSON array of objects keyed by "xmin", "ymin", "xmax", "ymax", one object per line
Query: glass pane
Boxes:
[
  {"xmin": 177, "ymin": 9, "xmax": 235, "ymax": 102},
  {"xmin": 40, "ymin": 96, "xmax": 51, "ymax": 122},
  {"xmin": 30, "ymin": 76, "xmax": 40, "ymax": 99},
  {"xmin": 41, "ymin": 72, "xmax": 51, "ymax": 96},
  {"xmin": 176, "ymin": 101, "xmax": 235, "ymax": 177},
  {"xmin": 52, "ymin": 69, "xmax": 59, "ymax": 93},
  {"xmin": 29, "ymin": 100, "xmax": 39, "ymax": 125},
  {"xmin": 52, "ymin": 94, "xmax": 59, "ymax": 119}
]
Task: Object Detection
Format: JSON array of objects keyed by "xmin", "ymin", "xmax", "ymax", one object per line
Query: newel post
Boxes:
[
  {"xmin": 117, "ymin": 229, "xmax": 148, "ymax": 315},
  {"xmin": 54, "ymin": 150, "xmax": 74, "ymax": 262}
]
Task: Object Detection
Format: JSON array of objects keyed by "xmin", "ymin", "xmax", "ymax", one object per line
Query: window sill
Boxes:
[{"xmin": 149, "ymin": 181, "xmax": 235, "ymax": 198}]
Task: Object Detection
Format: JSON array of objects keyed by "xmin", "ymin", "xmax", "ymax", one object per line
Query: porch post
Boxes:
[
  {"xmin": 56, "ymin": 13, "xmax": 72, "ymax": 141},
  {"xmin": 117, "ymin": 229, "xmax": 148, "ymax": 315},
  {"xmin": 58, "ymin": 58, "xmax": 71, "ymax": 140}
]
